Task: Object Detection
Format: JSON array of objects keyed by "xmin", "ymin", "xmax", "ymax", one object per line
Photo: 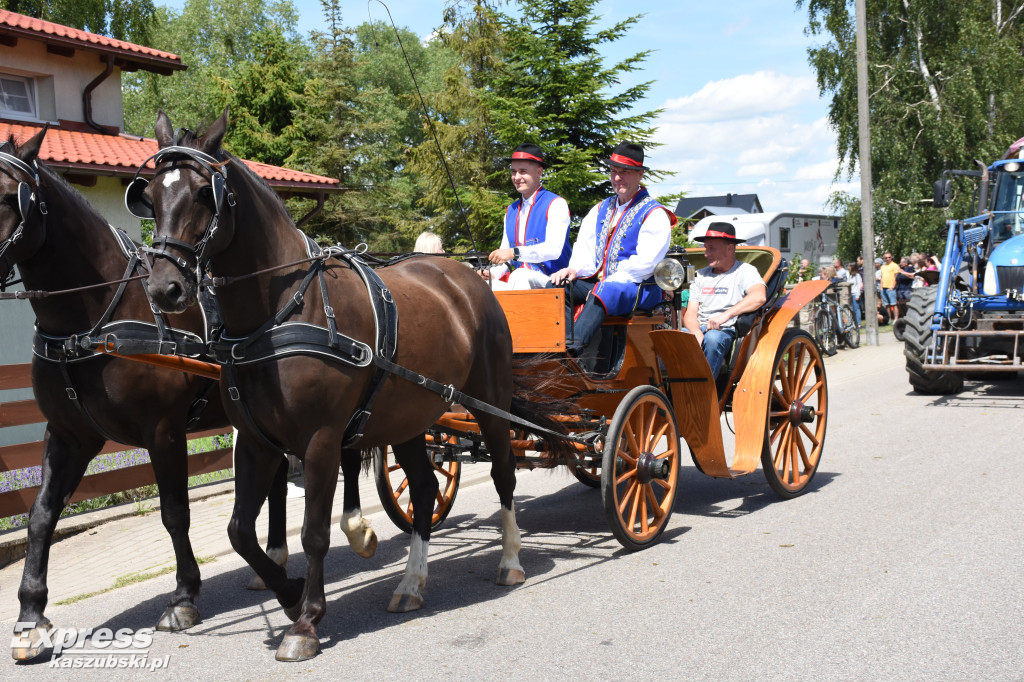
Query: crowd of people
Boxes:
[{"xmin": 795, "ymin": 251, "xmax": 941, "ymax": 327}]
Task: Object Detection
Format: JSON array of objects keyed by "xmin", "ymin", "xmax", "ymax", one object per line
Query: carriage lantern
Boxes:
[{"xmin": 653, "ymin": 246, "xmax": 694, "ymax": 292}]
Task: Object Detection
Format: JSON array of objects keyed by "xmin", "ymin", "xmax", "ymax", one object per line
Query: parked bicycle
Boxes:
[{"xmin": 813, "ymin": 285, "xmax": 859, "ymax": 356}]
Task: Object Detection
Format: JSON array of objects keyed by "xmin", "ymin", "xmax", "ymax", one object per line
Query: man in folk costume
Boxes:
[
  {"xmin": 481, "ymin": 143, "xmax": 572, "ymax": 290},
  {"xmin": 548, "ymin": 142, "xmax": 676, "ymax": 354},
  {"xmin": 682, "ymin": 222, "xmax": 767, "ymax": 377}
]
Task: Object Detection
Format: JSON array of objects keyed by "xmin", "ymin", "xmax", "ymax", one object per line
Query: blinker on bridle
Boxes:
[
  {"xmin": 0, "ymin": 150, "xmax": 48, "ymax": 289},
  {"xmin": 125, "ymin": 145, "xmax": 235, "ymax": 274}
]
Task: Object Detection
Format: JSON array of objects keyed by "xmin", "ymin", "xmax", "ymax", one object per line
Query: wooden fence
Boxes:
[{"xmin": 0, "ymin": 363, "xmax": 232, "ymax": 519}]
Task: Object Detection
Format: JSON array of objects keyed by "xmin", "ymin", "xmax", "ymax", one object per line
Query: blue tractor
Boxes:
[{"xmin": 904, "ymin": 146, "xmax": 1024, "ymax": 394}]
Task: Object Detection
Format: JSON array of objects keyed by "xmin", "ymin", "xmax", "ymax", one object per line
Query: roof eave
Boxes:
[{"xmin": 0, "ymin": 27, "xmax": 185, "ymax": 74}]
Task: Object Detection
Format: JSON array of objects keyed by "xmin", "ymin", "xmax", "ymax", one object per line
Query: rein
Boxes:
[{"xmin": 0, "ymin": 272, "xmax": 149, "ymax": 300}]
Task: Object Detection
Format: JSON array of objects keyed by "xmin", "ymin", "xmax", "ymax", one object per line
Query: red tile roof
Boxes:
[
  {"xmin": 0, "ymin": 121, "xmax": 340, "ymax": 193},
  {"xmin": 0, "ymin": 10, "xmax": 184, "ymax": 74}
]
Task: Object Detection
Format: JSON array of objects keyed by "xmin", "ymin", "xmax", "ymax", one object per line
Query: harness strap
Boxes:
[
  {"xmin": 56, "ymin": 355, "xmax": 121, "ymax": 444},
  {"xmin": 221, "ymin": 360, "xmax": 291, "ymax": 456}
]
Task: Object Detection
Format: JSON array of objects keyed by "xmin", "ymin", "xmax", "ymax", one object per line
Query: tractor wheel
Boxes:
[
  {"xmin": 373, "ymin": 446, "xmax": 461, "ymax": 534},
  {"xmin": 761, "ymin": 329, "xmax": 827, "ymax": 499},
  {"xmin": 903, "ymin": 287, "xmax": 963, "ymax": 395},
  {"xmin": 601, "ymin": 386, "xmax": 680, "ymax": 551}
]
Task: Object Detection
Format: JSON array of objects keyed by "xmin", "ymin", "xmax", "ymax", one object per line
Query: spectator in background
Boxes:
[
  {"xmin": 895, "ymin": 255, "xmax": 915, "ymax": 304},
  {"xmin": 879, "ymin": 252, "xmax": 900, "ymax": 323},
  {"xmin": 414, "ymin": 231, "xmax": 444, "ymax": 254},
  {"xmin": 833, "ymin": 257, "xmax": 849, "ymax": 282},
  {"xmin": 848, "ymin": 262, "xmax": 863, "ymax": 327}
]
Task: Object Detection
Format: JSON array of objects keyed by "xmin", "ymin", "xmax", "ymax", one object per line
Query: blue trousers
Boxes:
[
  {"xmin": 560, "ymin": 279, "xmax": 606, "ymax": 353},
  {"xmin": 682, "ymin": 325, "xmax": 736, "ymax": 378}
]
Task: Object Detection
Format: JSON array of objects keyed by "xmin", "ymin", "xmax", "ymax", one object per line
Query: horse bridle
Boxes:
[
  {"xmin": 125, "ymin": 145, "xmax": 235, "ymax": 277},
  {"xmin": 0, "ymin": 150, "xmax": 48, "ymax": 289}
]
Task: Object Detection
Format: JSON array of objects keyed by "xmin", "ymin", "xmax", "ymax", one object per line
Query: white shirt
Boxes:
[
  {"xmin": 567, "ymin": 193, "xmax": 672, "ymax": 284},
  {"xmin": 489, "ymin": 190, "xmax": 570, "ymax": 279},
  {"xmin": 690, "ymin": 261, "xmax": 765, "ymax": 328}
]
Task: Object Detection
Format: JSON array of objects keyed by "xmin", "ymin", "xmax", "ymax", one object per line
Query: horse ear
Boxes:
[
  {"xmin": 18, "ymin": 123, "xmax": 48, "ymax": 164},
  {"xmin": 155, "ymin": 111, "xmax": 174, "ymax": 149},
  {"xmin": 200, "ymin": 108, "xmax": 229, "ymax": 156}
]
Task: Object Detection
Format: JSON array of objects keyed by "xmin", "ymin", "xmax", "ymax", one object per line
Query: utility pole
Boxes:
[{"xmin": 856, "ymin": 0, "xmax": 879, "ymax": 346}]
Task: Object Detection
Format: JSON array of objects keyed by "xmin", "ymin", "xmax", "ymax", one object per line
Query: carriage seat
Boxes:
[
  {"xmin": 684, "ymin": 246, "xmax": 786, "ymax": 338},
  {"xmin": 682, "ymin": 247, "xmax": 787, "ymax": 387}
]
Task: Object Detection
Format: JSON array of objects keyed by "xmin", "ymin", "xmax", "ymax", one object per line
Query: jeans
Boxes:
[{"xmin": 683, "ymin": 325, "xmax": 736, "ymax": 377}]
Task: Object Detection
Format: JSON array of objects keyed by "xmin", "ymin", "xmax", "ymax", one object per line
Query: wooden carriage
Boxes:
[{"xmin": 374, "ymin": 246, "xmax": 831, "ymax": 550}]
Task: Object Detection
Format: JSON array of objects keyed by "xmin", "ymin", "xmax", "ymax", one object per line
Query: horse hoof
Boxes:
[
  {"xmin": 156, "ymin": 604, "xmax": 200, "ymax": 631},
  {"xmin": 387, "ymin": 593, "xmax": 423, "ymax": 613},
  {"xmin": 354, "ymin": 531, "xmax": 377, "ymax": 559},
  {"xmin": 246, "ymin": 574, "xmax": 267, "ymax": 591},
  {"xmin": 11, "ymin": 624, "xmax": 55, "ymax": 662},
  {"xmin": 275, "ymin": 633, "xmax": 319, "ymax": 662},
  {"xmin": 495, "ymin": 567, "xmax": 526, "ymax": 586}
]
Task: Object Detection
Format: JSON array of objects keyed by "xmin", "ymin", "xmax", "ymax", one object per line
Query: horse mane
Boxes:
[{"xmin": 3, "ymin": 135, "xmax": 105, "ymax": 226}]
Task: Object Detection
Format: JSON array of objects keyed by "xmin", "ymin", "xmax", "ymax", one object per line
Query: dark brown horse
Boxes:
[
  {"xmin": 0, "ymin": 127, "xmax": 289, "ymax": 662},
  {"xmin": 139, "ymin": 110, "xmax": 569, "ymax": 662}
]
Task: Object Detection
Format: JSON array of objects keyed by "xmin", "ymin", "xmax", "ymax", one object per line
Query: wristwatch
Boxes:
[{"xmin": 512, "ymin": 247, "xmax": 520, "ymax": 259}]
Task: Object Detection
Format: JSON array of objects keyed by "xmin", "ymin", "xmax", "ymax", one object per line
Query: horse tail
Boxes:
[{"xmin": 509, "ymin": 355, "xmax": 579, "ymax": 469}]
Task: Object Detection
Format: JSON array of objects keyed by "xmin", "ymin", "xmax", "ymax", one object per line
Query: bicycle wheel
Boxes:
[
  {"xmin": 813, "ymin": 308, "xmax": 838, "ymax": 356},
  {"xmin": 840, "ymin": 304, "xmax": 860, "ymax": 348}
]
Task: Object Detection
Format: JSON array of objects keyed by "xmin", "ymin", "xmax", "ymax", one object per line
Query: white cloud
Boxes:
[
  {"xmin": 646, "ymin": 73, "xmax": 846, "ymax": 215},
  {"xmin": 659, "ymin": 71, "xmax": 818, "ymax": 124}
]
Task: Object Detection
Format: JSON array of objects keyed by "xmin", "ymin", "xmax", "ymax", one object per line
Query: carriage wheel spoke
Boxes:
[
  {"xmin": 622, "ymin": 424, "xmax": 641, "ymax": 465},
  {"xmin": 800, "ymin": 378, "xmax": 824, "ymax": 404},
  {"xmin": 617, "ymin": 479, "xmax": 639, "ymax": 515},
  {"xmin": 798, "ymin": 422, "xmax": 820, "ymax": 449},
  {"xmin": 628, "ymin": 482, "xmax": 642, "ymax": 531},
  {"xmin": 644, "ymin": 483, "xmax": 663, "ymax": 519}
]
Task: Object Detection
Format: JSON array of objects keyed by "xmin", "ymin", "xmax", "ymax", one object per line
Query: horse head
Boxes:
[
  {"xmin": 0, "ymin": 125, "xmax": 48, "ymax": 285},
  {"xmin": 134, "ymin": 109, "xmax": 236, "ymax": 313}
]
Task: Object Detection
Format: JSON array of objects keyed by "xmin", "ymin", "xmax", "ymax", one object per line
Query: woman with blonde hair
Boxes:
[{"xmin": 414, "ymin": 231, "xmax": 444, "ymax": 254}]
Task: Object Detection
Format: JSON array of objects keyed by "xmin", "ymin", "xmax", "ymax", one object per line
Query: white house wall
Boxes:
[{"xmin": 0, "ymin": 39, "xmax": 125, "ymax": 129}]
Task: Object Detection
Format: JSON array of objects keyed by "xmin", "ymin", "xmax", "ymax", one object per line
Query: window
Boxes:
[
  {"xmin": 779, "ymin": 226, "xmax": 790, "ymax": 252},
  {"xmin": 0, "ymin": 74, "xmax": 36, "ymax": 118}
]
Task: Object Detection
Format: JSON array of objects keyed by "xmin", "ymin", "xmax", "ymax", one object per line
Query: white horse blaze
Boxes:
[{"xmin": 161, "ymin": 169, "xmax": 181, "ymax": 187}]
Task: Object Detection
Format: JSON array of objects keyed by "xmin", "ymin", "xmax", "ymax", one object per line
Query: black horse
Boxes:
[
  {"xmin": 0, "ymin": 127, "xmax": 289, "ymax": 661},
  {"xmin": 139, "ymin": 110, "xmax": 571, "ymax": 662}
]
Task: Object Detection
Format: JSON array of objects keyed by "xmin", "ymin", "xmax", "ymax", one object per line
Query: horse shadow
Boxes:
[{"xmin": 64, "ymin": 466, "xmax": 834, "ymax": 656}]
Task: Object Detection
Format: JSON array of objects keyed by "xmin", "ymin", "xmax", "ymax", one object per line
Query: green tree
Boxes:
[
  {"xmin": 405, "ymin": 0, "xmax": 508, "ymax": 254},
  {"xmin": 801, "ymin": 0, "xmax": 1024, "ymax": 258},
  {"xmin": 2, "ymin": 0, "xmax": 155, "ymax": 42},
  {"xmin": 487, "ymin": 0, "xmax": 663, "ymax": 218},
  {"xmin": 122, "ymin": 0, "xmax": 304, "ymax": 139}
]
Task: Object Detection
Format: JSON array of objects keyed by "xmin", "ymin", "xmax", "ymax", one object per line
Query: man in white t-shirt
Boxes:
[{"xmin": 682, "ymin": 222, "xmax": 767, "ymax": 377}]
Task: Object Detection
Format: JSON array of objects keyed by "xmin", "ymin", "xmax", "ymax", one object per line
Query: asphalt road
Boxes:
[{"xmin": 4, "ymin": 336, "xmax": 1024, "ymax": 680}]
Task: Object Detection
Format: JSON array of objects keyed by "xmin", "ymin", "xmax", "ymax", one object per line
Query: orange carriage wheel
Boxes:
[
  {"xmin": 571, "ymin": 448, "xmax": 602, "ymax": 488},
  {"xmin": 761, "ymin": 329, "xmax": 828, "ymax": 499},
  {"xmin": 601, "ymin": 386, "xmax": 680, "ymax": 551},
  {"xmin": 373, "ymin": 445, "xmax": 461, "ymax": 533}
]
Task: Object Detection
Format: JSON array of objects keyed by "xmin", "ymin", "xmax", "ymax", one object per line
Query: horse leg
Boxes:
[
  {"xmin": 276, "ymin": 431, "xmax": 341, "ymax": 662},
  {"xmin": 227, "ymin": 437, "xmax": 304, "ymax": 619},
  {"xmin": 146, "ymin": 427, "xmax": 202, "ymax": 631},
  {"xmin": 387, "ymin": 436, "xmax": 437, "ymax": 613},
  {"xmin": 475, "ymin": 412, "xmax": 525, "ymax": 586},
  {"xmin": 13, "ymin": 426, "xmax": 98, "ymax": 661},
  {"xmin": 339, "ymin": 448, "xmax": 376, "ymax": 558},
  {"xmin": 246, "ymin": 457, "xmax": 290, "ymax": 590}
]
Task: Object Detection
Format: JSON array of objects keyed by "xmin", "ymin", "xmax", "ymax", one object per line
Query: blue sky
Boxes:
[{"xmin": 165, "ymin": 0, "xmax": 855, "ymax": 214}]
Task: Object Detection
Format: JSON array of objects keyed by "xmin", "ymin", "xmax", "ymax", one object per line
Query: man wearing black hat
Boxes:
[
  {"xmin": 683, "ymin": 222, "xmax": 767, "ymax": 377},
  {"xmin": 481, "ymin": 142, "xmax": 571, "ymax": 290},
  {"xmin": 548, "ymin": 141, "xmax": 676, "ymax": 354}
]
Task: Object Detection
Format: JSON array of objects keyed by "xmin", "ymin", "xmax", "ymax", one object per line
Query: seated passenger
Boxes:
[
  {"xmin": 547, "ymin": 141, "xmax": 675, "ymax": 354},
  {"xmin": 682, "ymin": 223, "xmax": 767, "ymax": 377},
  {"xmin": 414, "ymin": 231, "xmax": 444, "ymax": 254},
  {"xmin": 481, "ymin": 143, "xmax": 571, "ymax": 290}
]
